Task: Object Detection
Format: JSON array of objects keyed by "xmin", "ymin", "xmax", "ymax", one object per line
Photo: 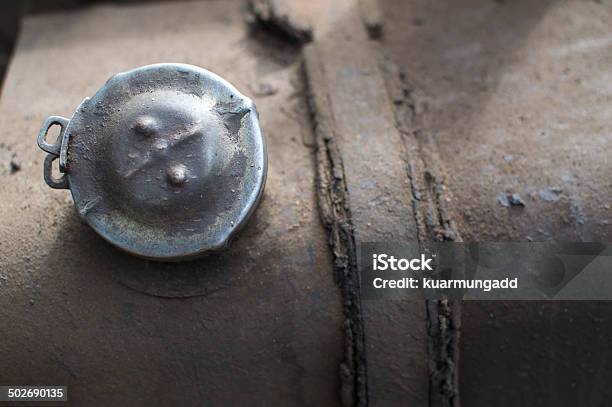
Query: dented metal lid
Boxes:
[{"xmin": 37, "ymin": 63, "xmax": 267, "ymax": 261}]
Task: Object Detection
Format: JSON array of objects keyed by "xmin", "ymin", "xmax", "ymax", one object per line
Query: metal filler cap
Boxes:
[{"xmin": 37, "ymin": 63, "xmax": 267, "ymax": 261}]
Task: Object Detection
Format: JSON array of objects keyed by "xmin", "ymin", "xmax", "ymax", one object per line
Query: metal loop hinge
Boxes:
[{"xmin": 37, "ymin": 115, "xmax": 70, "ymax": 189}]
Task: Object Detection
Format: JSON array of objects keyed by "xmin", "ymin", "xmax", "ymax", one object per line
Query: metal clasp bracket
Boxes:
[{"xmin": 37, "ymin": 115, "xmax": 70, "ymax": 189}]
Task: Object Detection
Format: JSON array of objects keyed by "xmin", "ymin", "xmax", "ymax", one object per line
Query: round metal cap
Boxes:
[{"xmin": 40, "ymin": 63, "xmax": 267, "ymax": 261}]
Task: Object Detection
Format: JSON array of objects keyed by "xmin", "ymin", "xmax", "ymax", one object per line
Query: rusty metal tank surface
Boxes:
[{"xmin": 36, "ymin": 63, "xmax": 267, "ymax": 261}]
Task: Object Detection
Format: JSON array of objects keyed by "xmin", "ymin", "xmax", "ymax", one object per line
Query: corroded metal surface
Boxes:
[
  {"xmin": 38, "ymin": 63, "xmax": 267, "ymax": 260},
  {"xmin": 380, "ymin": 0, "xmax": 612, "ymax": 405},
  {"xmin": 0, "ymin": 2, "xmax": 343, "ymax": 406},
  {"xmin": 303, "ymin": 1, "xmax": 429, "ymax": 406},
  {"xmin": 3, "ymin": 0, "xmax": 611, "ymax": 406}
]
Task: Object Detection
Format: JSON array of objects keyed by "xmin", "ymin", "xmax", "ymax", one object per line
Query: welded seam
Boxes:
[
  {"xmin": 381, "ymin": 58, "xmax": 462, "ymax": 407},
  {"xmin": 303, "ymin": 44, "xmax": 368, "ymax": 407}
]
